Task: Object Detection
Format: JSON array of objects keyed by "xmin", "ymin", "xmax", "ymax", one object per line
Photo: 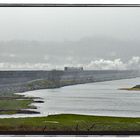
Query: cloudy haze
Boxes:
[{"xmin": 0, "ymin": 7, "xmax": 140, "ymax": 70}]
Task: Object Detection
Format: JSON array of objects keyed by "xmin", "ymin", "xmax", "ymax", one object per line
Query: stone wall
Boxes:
[{"xmin": 0, "ymin": 70, "xmax": 139, "ymax": 86}]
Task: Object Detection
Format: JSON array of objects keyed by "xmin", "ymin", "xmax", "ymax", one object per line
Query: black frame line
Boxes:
[
  {"xmin": 0, "ymin": 3, "xmax": 140, "ymax": 7},
  {"xmin": 0, "ymin": 2, "xmax": 139, "ymax": 135}
]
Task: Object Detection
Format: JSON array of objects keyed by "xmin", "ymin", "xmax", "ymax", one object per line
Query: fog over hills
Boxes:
[
  {"xmin": 0, "ymin": 7, "xmax": 140, "ymax": 70},
  {"xmin": 0, "ymin": 38, "xmax": 140, "ymax": 70}
]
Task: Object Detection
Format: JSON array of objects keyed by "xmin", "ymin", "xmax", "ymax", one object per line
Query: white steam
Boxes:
[{"xmin": 0, "ymin": 56, "xmax": 139, "ymax": 70}]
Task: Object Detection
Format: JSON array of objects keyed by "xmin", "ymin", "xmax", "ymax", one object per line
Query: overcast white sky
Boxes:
[
  {"xmin": 1, "ymin": 7, "xmax": 140, "ymax": 42},
  {"xmin": 0, "ymin": 4, "xmax": 140, "ymax": 70}
]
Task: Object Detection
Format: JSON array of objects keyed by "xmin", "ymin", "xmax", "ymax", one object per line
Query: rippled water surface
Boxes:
[
  {"xmin": 20, "ymin": 77, "xmax": 140, "ymax": 118},
  {"xmin": 1, "ymin": 77, "xmax": 140, "ymax": 118}
]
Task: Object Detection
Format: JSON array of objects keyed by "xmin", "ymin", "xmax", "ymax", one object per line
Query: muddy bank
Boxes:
[{"xmin": 0, "ymin": 109, "xmax": 40, "ymax": 114}]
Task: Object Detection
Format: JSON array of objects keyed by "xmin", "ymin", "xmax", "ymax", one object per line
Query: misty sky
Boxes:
[{"xmin": 0, "ymin": 7, "xmax": 140, "ymax": 70}]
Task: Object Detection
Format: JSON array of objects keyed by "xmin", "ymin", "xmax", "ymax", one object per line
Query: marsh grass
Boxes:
[{"xmin": 0, "ymin": 114, "xmax": 140, "ymax": 131}]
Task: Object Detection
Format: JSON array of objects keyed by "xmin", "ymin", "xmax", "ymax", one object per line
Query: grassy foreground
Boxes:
[{"xmin": 0, "ymin": 114, "xmax": 140, "ymax": 131}]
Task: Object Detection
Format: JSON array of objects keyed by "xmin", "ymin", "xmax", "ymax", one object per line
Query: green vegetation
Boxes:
[
  {"xmin": 129, "ymin": 85, "xmax": 140, "ymax": 90},
  {"xmin": 120, "ymin": 85, "xmax": 140, "ymax": 91},
  {"xmin": 0, "ymin": 99, "xmax": 34, "ymax": 110},
  {"xmin": 25, "ymin": 79, "xmax": 83, "ymax": 90},
  {"xmin": 122, "ymin": 88, "xmax": 140, "ymax": 91},
  {"xmin": 0, "ymin": 114, "xmax": 140, "ymax": 131},
  {"xmin": 0, "ymin": 99, "xmax": 35, "ymax": 114},
  {"xmin": 26, "ymin": 79, "xmax": 59, "ymax": 89},
  {"xmin": 0, "ymin": 79, "xmax": 59, "ymax": 115},
  {"xmin": 0, "ymin": 78, "xmax": 89, "ymax": 115}
]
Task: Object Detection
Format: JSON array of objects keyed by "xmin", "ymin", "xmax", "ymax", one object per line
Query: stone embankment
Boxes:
[{"xmin": 0, "ymin": 70, "xmax": 139, "ymax": 95}]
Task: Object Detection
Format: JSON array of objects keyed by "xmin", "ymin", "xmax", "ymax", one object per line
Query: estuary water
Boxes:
[{"xmin": 1, "ymin": 77, "xmax": 140, "ymax": 118}]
